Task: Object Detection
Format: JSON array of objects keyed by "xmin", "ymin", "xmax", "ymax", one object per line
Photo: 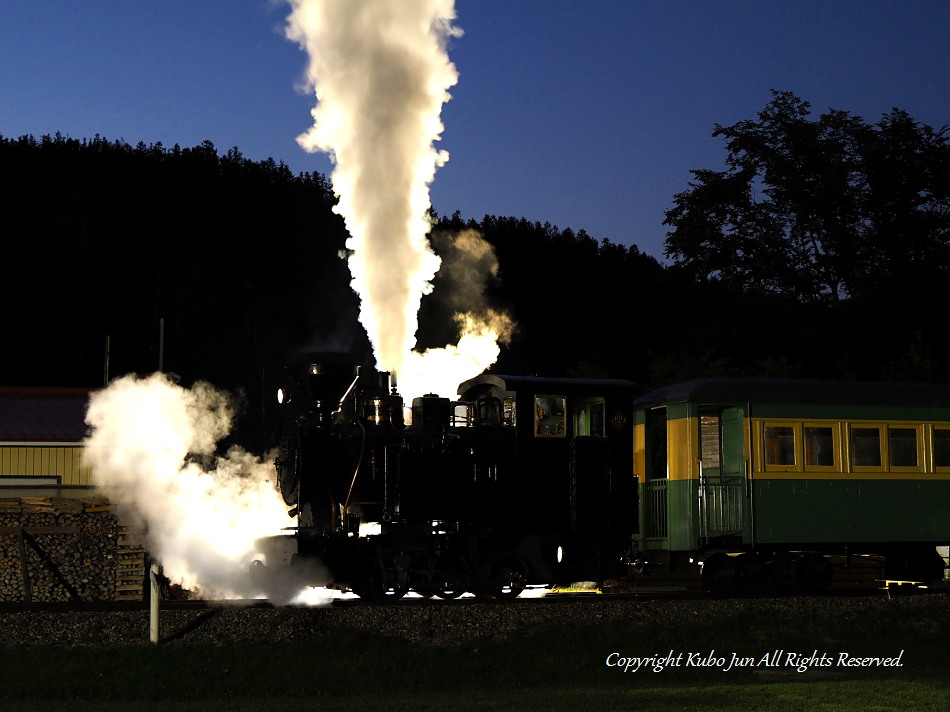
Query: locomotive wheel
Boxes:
[
  {"xmin": 435, "ymin": 570, "xmax": 467, "ymax": 600},
  {"xmin": 483, "ymin": 557, "xmax": 528, "ymax": 600},
  {"xmin": 434, "ymin": 563, "xmax": 469, "ymax": 599},
  {"xmin": 351, "ymin": 576, "xmax": 408, "ymax": 600},
  {"xmin": 434, "ymin": 582, "xmax": 465, "ymax": 600}
]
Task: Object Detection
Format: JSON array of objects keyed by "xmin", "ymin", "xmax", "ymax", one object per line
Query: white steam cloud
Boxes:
[
  {"xmin": 399, "ymin": 229, "xmax": 514, "ymax": 400},
  {"xmin": 284, "ymin": 0, "xmax": 465, "ymax": 385},
  {"xmin": 83, "ymin": 374, "xmax": 294, "ymax": 598}
]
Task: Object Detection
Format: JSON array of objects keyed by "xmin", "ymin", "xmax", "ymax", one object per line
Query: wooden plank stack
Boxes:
[{"xmin": 0, "ymin": 496, "xmax": 148, "ymax": 602}]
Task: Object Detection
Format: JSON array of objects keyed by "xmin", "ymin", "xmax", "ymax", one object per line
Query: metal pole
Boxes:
[
  {"xmin": 158, "ymin": 317, "xmax": 165, "ymax": 373},
  {"xmin": 103, "ymin": 335, "xmax": 110, "ymax": 386},
  {"xmin": 150, "ymin": 563, "xmax": 160, "ymax": 643}
]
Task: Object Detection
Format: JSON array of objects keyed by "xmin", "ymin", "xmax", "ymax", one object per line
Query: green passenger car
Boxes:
[{"xmin": 631, "ymin": 379, "xmax": 950, "ymax": 590}]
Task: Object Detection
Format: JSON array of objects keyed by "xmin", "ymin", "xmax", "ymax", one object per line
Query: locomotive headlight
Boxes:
[
  {"xmin": 277, "ymin": 388, "xmax": 290, "ymax": 405},
  {"xmin": 556, "ymin": 545, "xmax": 564, "ymax": 564}
]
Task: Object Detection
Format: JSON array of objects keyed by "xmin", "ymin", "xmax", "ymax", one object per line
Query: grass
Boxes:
[
  {"xmin": 4, "ymin": 681, "xmax": 950, "ymax": 712},
  {"xmin": 2, "ymin": 601, "xmax": 948, "ymax": 711}
]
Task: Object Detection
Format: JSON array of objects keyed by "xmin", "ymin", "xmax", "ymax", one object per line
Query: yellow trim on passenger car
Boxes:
[
  {"xmin": 633, "ymin": 422, "xmax": 646, "ymax": 480},
  {"xmin": 666, "ymin": 417, "xmax": 693, "ymax": 481},
  {"xmin": 751, "ymin": 470, "xmax": 950, "ymax": 481},
  {"xmin": 750, "ymin": 416, "xmax": 950, "ymax": 478}
]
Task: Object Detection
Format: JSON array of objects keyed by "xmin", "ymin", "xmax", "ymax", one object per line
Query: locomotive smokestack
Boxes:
[{"xmin": 360, "ymin": 370, "xmax": 405, "ymax": 429}]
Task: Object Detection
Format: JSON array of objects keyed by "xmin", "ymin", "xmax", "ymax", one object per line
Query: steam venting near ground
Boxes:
[
  {"xmin": 285, "ymin": 0, "xmax": 509, "ymax": 399},
  {"xmin": 83, "ymin": 374, "xmax": 301, "ymax": 600}
]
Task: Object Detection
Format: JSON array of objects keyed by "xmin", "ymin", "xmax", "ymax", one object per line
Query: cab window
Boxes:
[
  {"xmin": 535, "ymin": 395, "xmax": 566, "ymax": 438},
  {"xmin": 575, "ymin": 398, "xmax": 606, "ymax": 436}
]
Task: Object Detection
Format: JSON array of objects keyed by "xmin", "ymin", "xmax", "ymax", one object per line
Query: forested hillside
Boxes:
[{"xmin": 3, "ymin": 92, "xmax": 948, "ymax": 444}]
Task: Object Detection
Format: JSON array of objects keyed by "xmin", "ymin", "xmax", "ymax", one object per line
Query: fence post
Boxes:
[{"xmin": 149, "ymin": 563, "xmax": 160, "ymax": 643}]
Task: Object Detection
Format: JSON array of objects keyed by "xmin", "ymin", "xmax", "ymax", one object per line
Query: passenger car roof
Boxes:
[
  {"xmin": 458, "ymin": 373, "xmax": 637, "ymax": 399},
  {"xmin": 634, "ymin": 378, "xmax": 950, "ymax": 410}
]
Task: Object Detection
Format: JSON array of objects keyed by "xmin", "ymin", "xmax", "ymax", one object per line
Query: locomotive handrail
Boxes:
[
  {"xmin": 337, "ymin": 372, "xmax": 361, "ymax": 414},
  {"xmin": 342, "ymin": 416, "xmax": 368, "ymax": 518}
]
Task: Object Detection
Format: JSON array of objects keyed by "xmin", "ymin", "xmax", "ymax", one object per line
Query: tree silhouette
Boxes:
[{"xmin": 664, "ymin": 91, "xmax": 950, "ymax": 302}]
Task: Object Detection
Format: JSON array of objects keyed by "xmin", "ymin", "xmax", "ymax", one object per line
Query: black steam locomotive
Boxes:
[{"xmin": 255, "ymin": 354, "xmax": 637, "ymax": 599}]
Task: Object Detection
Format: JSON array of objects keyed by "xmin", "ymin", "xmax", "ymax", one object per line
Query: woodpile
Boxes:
[{"xmin": 0, "ymin": 496, "xmax": 147, "ymax": 602}]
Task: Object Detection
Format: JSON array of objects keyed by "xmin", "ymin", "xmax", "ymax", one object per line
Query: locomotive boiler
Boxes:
[{"xmin": 255, "ymin": 353, "xmax": 638, "ymax": 599}]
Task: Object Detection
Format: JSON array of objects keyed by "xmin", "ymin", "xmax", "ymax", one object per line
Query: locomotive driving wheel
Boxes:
[
  {"xmin": 482, "ymin": 556, "xmax": 529, "ymax": 600},
  {"xmin": 350, "ymin": 572, "xmax": 408, "ymax": 600},
  {"xmin": 435, "ymin": 567, "xmax": 468, "ymax": 599},
  {"xmin": 423, "ymin": 556, "xmax": 468, "ymax": 599}
]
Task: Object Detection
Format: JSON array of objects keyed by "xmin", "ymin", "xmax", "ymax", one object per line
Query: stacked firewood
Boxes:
[{"xmin": 0, "ymin": 496, "xmax": 148, "ymax": 602}]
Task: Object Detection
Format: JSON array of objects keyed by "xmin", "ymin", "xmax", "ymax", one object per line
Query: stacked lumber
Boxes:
[
  {"xmin": 115, "ymin": 524, "xmax": 148, "ymax": 601},
  {"xmin": 0, "ymin": 496, "xmax": 148, "ymax": 602}
]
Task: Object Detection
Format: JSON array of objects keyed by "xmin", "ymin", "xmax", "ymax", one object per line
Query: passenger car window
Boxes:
[
  {"xmin": 851, "ymin": 427, "xmax": 882, "ymax": 467},
  {"xmin": 804, "ymin": 426, "xmax": 835, "ymax": 467},
  {"xmin": 764, "ymin": 425, "xmax": 796, "ymax": 466},
  {"xmin": 934, "ymin": 428, "xmax": 950, "ymax": 469},
  {"xmin": 700, "ymin": 415, "xmax": 721, "ymax": 470},
  {"xmin": 888, "ymin": 427, "xmax": 918, "ymax": 468}
]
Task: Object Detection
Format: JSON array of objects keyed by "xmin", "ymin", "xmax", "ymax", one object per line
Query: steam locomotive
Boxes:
[
  {"xmin": 255, "ymin": 353, "xmax": 637, "ymax": 599},
  {"xmin": 254, "ymin": 355, "xmax": 950, "ymax": 598}
]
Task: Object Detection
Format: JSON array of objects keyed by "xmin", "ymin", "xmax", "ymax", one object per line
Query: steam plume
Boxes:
[
  {"xmin": 399, "ymin": 229, "xmax": 514, "ymax": 400},
  {"xmin": 83, "ymin": 374, "xmax": 294, "ymax": 598},
  {"xmin": 285, "ymin": 0, "xmax": 461, "ymax": 380}
]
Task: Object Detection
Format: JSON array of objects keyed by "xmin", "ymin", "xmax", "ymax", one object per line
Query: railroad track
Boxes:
[{"xmin": 4, "ymin": 581, "xmax": 945, "ymax": 614}]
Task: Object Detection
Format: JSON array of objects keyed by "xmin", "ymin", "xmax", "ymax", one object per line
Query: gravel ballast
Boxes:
[{"xmin": 1, "ymin": 594, "xmax": 948, "ymax": 649}]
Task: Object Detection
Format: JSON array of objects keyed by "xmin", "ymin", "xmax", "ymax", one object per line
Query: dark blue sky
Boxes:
[{"xmin": 2, "ymin": 1, "xmax": 948, "ymax": 259}]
